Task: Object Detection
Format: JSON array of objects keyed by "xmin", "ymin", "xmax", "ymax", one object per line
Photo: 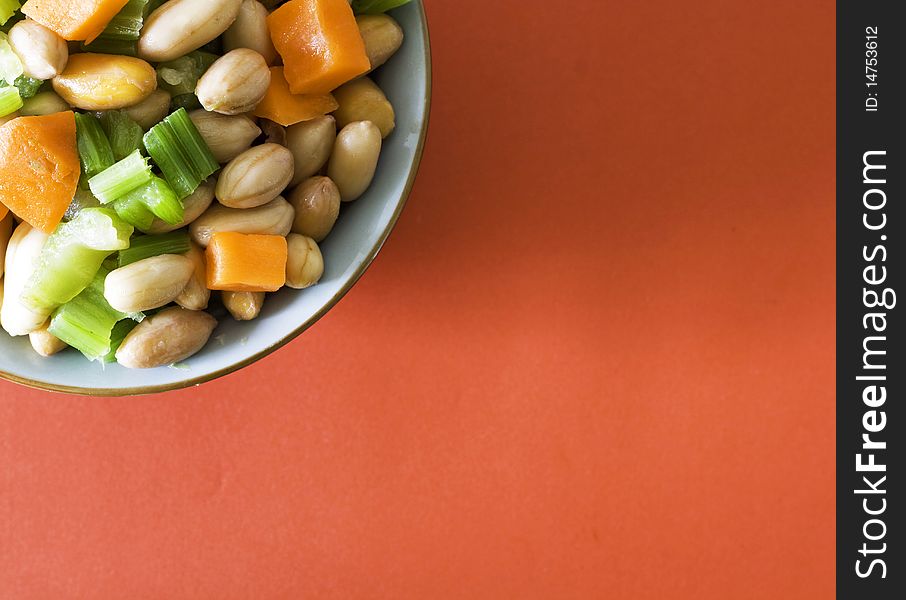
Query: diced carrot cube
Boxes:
[
  {"xmin": 267, "ymin": 0, "xmax": 370, "ymax": 95},
  {"xmin": 252, "ymin": 67, "xmax": 339, "ymax": 127},
  {"xmin": 205, "ymin": 232, "xmax": 288, "ymax": 292},
  {"xmin": 22, "ymin": 0, "xmax": 131, "ymax": 43},
  {"xmin": 0, "ymin": 111, "xmax": 80, "ymax": 234}
]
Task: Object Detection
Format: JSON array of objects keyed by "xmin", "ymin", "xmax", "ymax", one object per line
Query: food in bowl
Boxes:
[{"xmin": 0, "ymin": 0, "xmax": 410, "ymax": 369}]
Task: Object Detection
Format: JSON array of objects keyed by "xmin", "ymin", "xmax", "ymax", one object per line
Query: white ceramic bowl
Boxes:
[{"xmin": 0, "ymin": 2, "xmax": 431, "ymax": 396}]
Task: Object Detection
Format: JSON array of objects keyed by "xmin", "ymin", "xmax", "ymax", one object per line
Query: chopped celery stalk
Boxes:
[
  {"xmin": 120, "ymin": 176, "xmax": 183, "ymax": 224},
  {"xmin": 96, "ymin": 0, "xmax": 148, "ymax": 40},
  {"xmin": 143, "ymin": 108, "xmax": 219, "ymax": 199},
  {"xmin": 111, "ymin": 194, "xmax": 156, "ymax": 231},
  {"xmin": 156, "ymin": 51, "xmax": 217, "ymax": 97},
  {"xmin": 64, "ymin": 188, "xmax": 102, "ymax": 222},
  {"xmin": 0, "ymin": 1, "xmax": 20, "ymax": 26},
  {"xmin": 81, "ymin": 0, "xmax": 149, "ymax": 55},
  {"xmin": 0, "ymin": 84, "xmax": 21, "ymax": 116},
  {"xmin": 75, "ymin": 113, "xmax": 115, "ymax": 178},
  {"xmin": 0, "ymin": 74, "xmax": 41, "ymax": 99},
  {"xmin": 351, "ymin": 0, "xmax": 412, "ymax": 15},
  {"xmin": 110, "ymin": 176, "xmax": 182, "ymax": 230},
  {"xmin": 20, "ymin": 208, "xmax": 134, "ymax": 314},
  {"xmin": 0, "ymin": 32, "xmax": 22, "ymax": 83},
  {"xmin": 48, "ymin": 265, "xmax": 142, "ymax": 362},
  {"xmin": 15, "ymin": 75, "xmax": 42, "ymax": 98},
  {"xmin": 103, "ymin": 318, "xmax": 140, "ymax": 362},
  {"xmin": 143, "ymin": 177, "xmax": 182, "ymax": 223},
  {"xmin": 100, "ymin": 110, "xmax": 144, "ymax": 160},
  {"xmin": 118, "ymin": 232, "xmax": 190, "ymax": 267},
  {"xmin": 88, "ymin": 149, "xmax": 152, "ymax": 203}
]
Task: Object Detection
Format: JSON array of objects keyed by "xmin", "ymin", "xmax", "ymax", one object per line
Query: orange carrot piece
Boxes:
[
  {"xmin": 251, "ymin": 67, "xmax": 339, "ymax": 127},
  {"xmin": 205, "ymin": 232, "xmax": 288, "ymax": 292},
  {"xmin": 22, "ymin": 0, "xmax": 130, "ymax": 42},
  {"xmin": 267, "ymin": 0, "xmax": 370, "ymax": 95},
  {"xmin": 0, "ymin": 111, "xmax": 79, "ymax": 234}
]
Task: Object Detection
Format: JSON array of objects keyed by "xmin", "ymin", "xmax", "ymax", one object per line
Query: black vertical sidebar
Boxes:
[{"xmin": 838, "ymin": 1, "xmax": 902, "ymax": 597}]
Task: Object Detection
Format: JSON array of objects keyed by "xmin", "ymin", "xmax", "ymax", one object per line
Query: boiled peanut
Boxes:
[
  {"xmin": 333, "ymin": 77, "xmax": 395, "ymax": 138},
  {"xmin": 175, "ymin": 243, "xmax": 210, "ymax": 311},
  {"xmin": 224, "ymin": 0, "xmax": 277, "ymax": 65},
  {"xmin": 19, "ymin": 91, "xmax": 69, "ymax": 116},
  {"xmin": 138, "ymin": 0, "xmax": 243, "ymax": 63},
  {"xmin": 222, "ymin": 291, "xmax": 265, "ymax": 321},
  {"xmin": 189, "ymin": 197, "xmax": 294, "ymax": 247},
  {"xmin": 8, "ymin": 19, "xmax": 69, "ymax": 80},
  {"xmin": 327, "ymin": 121, "xmax": 382, "ymax": 202},
  {"xmin": 1, "ymin": 223, "xmax": 50, "ymax": 337},
  {"xmin": 53, "ymin": 53, "xmax": 157, "ymax": 111},
  {"xmin": 288, "ymin": 176, "xmax": 340, "ymax": 242},
  {"xmin": 189, "ymin": 110, "xmax": 262, "ymax": 163},
  {"xmin": 356, "ymin": 14, "xmax": 404, "ymax": 72},
  {"xmin": 115, "ymin": 307, "xmax": 218, "ymax": 369},
  {"xmin": 29, "ymin": 322, "xmax": 68, "ymax": 357},
  {"xmin": 285, "ymin": 234, "xmax": 324, "ymax": 290},
  {"xmin": 286, "ymin": 116, "xmax": 336, "ymax": 186},
  {"xmin": 104, "ymin": 254, "xmax": 195, "ymax": 313},
  {"xmin": 122, "ymin": 90, "xmax": 172, "ymax": 131},
  {"xmin": 196, "ymin": 48, "xmax": 271, "ymax": 115},
  {"xmin": 216, "ymin": 143, "xmax": 295, "ymax": 209},
  {"xmin": 260, "ymin": 119, "xmax": 286, "ymax": 146}
]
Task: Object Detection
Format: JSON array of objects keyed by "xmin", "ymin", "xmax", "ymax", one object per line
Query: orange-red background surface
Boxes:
[{"xmin": 0, "ymin": 1, "xmax": 835, "ymax": 598}]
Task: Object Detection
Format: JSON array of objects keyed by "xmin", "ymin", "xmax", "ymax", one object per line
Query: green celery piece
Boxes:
[
  {"xmin": 156, "ymin": 51, "xmax": 217, "ymax": 97},
  {"xmin": 48, "ymin": 265, "xmax": 143, "ymax": 362},
  {"xmin": 111, "ymin": 194, "xmax": 156, "ymax": 231},
  {"xmin": 122, "ymin": 176, "xmax": 183, "ymax": 224},
  {"xmin": 20, "ymin": 208, "xmax": 134, "ymax": 315},
  {"xmin": 81, "ymin": 0, "xmax": 150, "ymax": 55},
  {"xmin": 118, "ymin": 231, "xmax": 190, "ymax": 267},
  {"xmin": 15, "ymin": 75, "xmax": 42, "ymax": 98},
  {"xmin": 88, "ymin": 149, "xmax": 152, "ymax": 203},
  {"xmin": 111, "ymin": 175, "xmax": 183, "ymax": 231},
  {"xmin": 75, "ymin": 113, "xmax": 116, "ymax": 178},
  {"xmin": 0, "ymin": 1, "xmax": 20, "ymax": 28},
  {"xmin": 97, "ymin": 0, "xmax": 149, "ymax": 40},
  {"xmin": 102, "ymin": 318, "xmax": 140, "ymax": 362},
  {"xmin": 0, "ymin": 74, "xmax": 42, "ymax": 99},
  {"xmin": 351, "ymin": 0, "xmax": 412, "ymax": 15},
  {"xmin": 100, "ymin": 110, "xmax": 144, "ymax": 160},
  {"xmin": 143, "ymin": 108, "xmax": 219, "ymax": 199},
  {"xmin": 0, "ymin": 84, "xmax": 20, "ymax": 116},
  {"xmin": 0, "ymin": 31, "xmax": 22, "ymax": 82},
  {"xmin": 64, "ymin": 188, "xmax": 103, "ymax": 222}
]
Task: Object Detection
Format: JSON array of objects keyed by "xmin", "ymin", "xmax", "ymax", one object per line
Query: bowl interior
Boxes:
[{"xmin": 0, "ymin": 2, "xmax": 431, "ymax": 396}]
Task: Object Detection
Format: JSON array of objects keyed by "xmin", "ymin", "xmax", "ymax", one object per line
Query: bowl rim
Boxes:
[{"xmin": 0, "ymin": 3, "xmax": 433, "ymax": 397}]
